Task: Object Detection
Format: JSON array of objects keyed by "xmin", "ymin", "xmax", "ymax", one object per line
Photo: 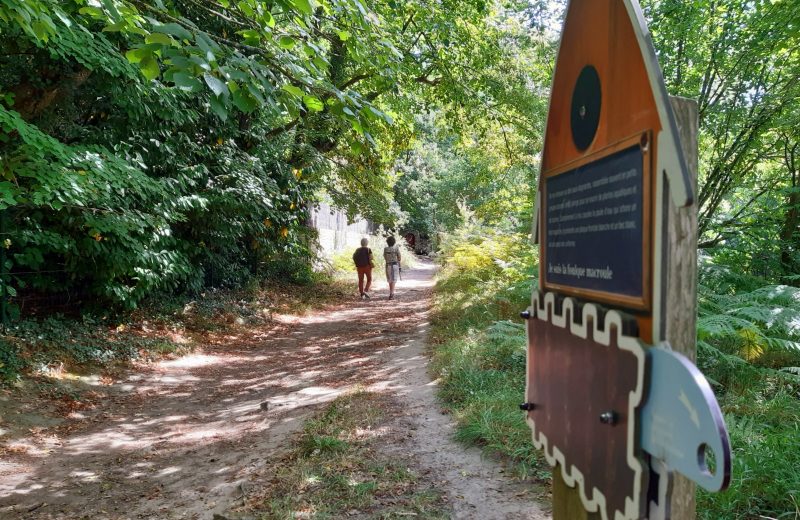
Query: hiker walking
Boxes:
[
  {"xmin": 384, "ymin": 236, "xmax": 402, "ymax": 300},
  {"xmin": 353, "ymin": 238, "xmax": 375, "ymax": 299}
]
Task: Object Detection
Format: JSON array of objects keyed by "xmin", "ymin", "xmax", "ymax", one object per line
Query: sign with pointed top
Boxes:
[
  {"xmin": 535, "ymin": 0, "xmax": 692, "ymax": 312},
  {"xmin": 525, "ymin": 1, "xmax": 732, "ymax": 519}
]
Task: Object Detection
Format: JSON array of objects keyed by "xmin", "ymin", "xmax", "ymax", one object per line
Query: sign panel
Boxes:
[
  {"xmin": 526, "ymin": 294, "xmax": 646, "ymax": 520},
  {"xmin": 641, "ymin": 347, "xmax": 732, "ymax": 493},
  {"xmin": 525, "ymin": 1, "xmax": 731, "ymax": 519},
  {"xmin": 544, "ymin": 144, "xmax": 645, "ymax": 301}
]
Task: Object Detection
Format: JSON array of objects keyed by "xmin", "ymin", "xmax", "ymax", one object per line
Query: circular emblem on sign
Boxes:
[{"xmin": 570, "ymin": 65, "xmax": 602, "ymax": 151}]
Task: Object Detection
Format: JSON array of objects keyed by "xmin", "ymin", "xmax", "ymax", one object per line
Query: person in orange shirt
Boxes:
[{"xmin": 352, "ymin": 238, "xmax": 375, "ymax": 299}]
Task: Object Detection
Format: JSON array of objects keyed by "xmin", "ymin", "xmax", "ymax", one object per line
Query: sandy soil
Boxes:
[{"xmin": 0, "ymin": 259, "xmax": 549, "ymax": 519}]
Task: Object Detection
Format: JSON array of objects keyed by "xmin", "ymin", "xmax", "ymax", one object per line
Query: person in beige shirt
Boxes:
[{"xmin": 383, "ymin": 236, "xmax": 401, "ymax": 300}]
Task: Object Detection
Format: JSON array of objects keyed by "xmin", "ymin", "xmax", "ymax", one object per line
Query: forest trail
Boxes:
[{"xmin": 0, "ymin": 259, "xmax": 549, "ymax": 520}]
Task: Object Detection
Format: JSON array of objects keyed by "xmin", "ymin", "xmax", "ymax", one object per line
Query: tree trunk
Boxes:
[{"xmin": 779, "ymin": 142, "xmax": 799, "ymax": 279}]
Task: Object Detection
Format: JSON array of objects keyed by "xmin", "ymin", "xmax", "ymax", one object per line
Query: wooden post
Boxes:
[
  {"xmin": 552, "ymin": 465, "xmax": 600, "ymax": 520},
  {"xmin": 664, "ymin": 96, "xmax": 699, "ymax": 519}
]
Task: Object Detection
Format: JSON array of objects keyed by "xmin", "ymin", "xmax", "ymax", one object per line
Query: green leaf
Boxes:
[
  {"xmin": 173, "ymin": 72, "xmax": 203, "ymax": 92},
  {"xmin": 291, "ymin": 0, "xmax": 314, "ymax": 15},
  {"xmin": 31, "ymin": 21, "xmax": 50, "ymax": 41},
  {"xmin": 336, "ymin": 30, "xmax": 350, "ymax": 41},
  {"xmin": 232, "ymin": 89, "xmax": 258, "ymax": 112},
  {"xmin": 145, "ymin": 32, "xmax": 175, "ymax": 46},
  {"xmin": 195, "ymin": 32, "xmax": 220, "ymax": 62},
  {"xmin": 204, "ymin": 73, "xmax": 229, "ymax": 97},
  {"xmin": 246, "ymin": 83, "xmax": 266, "ymax": 104},
  {"xmin": 237, "ymin": 29, "xmax": 261, "ymax": 43},
  {"xmin": 312, "ymin": 57, "xmax": 328, "ymax": 71},
  {"xmin": 155, "ymin": 23, "xmax": 193, "ymax": 41},
  {"xmin": 303, "ymin": 95, "xmax": 324, "ymax": 112},
  {"xmin": 125, "ymin": 47, "xmax": 151, "ymax": 64},
  {"xmin": 103, "ymin": 22, "xmax": 126, "ymax": 32},
  {"xmin": 54, "ymin": 9, "xmax": 73, "ymax": 28},
  {"xmin": 366, "ymin": 106, "xmax": 389, "ymax": 122},
  {"xmin": 279, "ymin": 36, "xmax": 295, "ymax": 49},
  {"xmin": 281, "ymin": 84, "xmax": 304, "ymax": 97},
  {"xmin": 102, "ymin": 0, "xmax": 122, "ymax": 22},
  {"xmin": 140, "ymin": 56, "xmax": 160, "ymax": 81},
  {"xmin": 78, "ymin": 6, "xmax": 104, "ymax": 17},
  {"xmin": 209, "ymin": 95, "xmax": 228, "ymax": 120},
  {"xmin": 237, "ymin": 1, "xmax": 255, "ymax": 17}
]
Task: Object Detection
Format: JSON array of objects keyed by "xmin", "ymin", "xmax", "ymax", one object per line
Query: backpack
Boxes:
[{"xmin": 353, "ymin": 247, "xmax": 372, "ymax": 267}]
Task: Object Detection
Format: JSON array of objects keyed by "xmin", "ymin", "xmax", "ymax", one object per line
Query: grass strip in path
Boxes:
[{"xmin": 238, "ymin": 391, "xmax": 450, "ymax": 520}]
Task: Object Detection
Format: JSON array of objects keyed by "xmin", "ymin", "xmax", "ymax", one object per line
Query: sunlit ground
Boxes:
[{"xmin": 0, "ymin": 260, "xmax": 439, "ymax": 518}]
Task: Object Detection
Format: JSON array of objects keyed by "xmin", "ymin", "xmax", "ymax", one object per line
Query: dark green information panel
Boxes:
[{"xmin": 544, "ymin": 145, "xmax": 644, "ymax": 298}]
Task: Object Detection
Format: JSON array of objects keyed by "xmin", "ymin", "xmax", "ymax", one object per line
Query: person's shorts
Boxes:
[{"xmin": 386, "ymin": 263, "xmax": 400, "ymax": 283}]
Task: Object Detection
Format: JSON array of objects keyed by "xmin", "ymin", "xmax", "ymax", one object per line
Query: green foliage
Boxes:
[
  {"xmin": 643, "ymin": 0, "xmax": 800, "ymax": 280},
  {"xmin": 0, "ymin": 338, "xmax": 24, "ymax": 382},
  {"xmin": 0, "ymin": 314, "xmax": 186, "ymax": 377},
  {"xmin": 698, "ymin": 259, "xmax": 800, "ymax": 369},
  {"xmin": 690, "ymin": 258, "xmax": 800, "ymax": 517},
  {"xmin": 0, "ymin": 0, "xmax": 551, "ymax": 315},
  {"xmin": 698, "ymin": 398, "xmax": 800, "ymax": 519},
  {"xmin": 430, "ymin": 224, "xmax": 546, "ymax": 479}
]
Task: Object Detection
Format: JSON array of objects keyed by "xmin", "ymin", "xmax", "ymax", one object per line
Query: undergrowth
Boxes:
[
  {"xmin": 0, "ymin": 273, "xmax": 350, "ymax": 384},
  {"xmin": 431, "ymin": 224, "xmax": 800, "ymax": 519},
  {"xmin": 429, "ymin": 223, "xmax": 549, "ymax": 482}
]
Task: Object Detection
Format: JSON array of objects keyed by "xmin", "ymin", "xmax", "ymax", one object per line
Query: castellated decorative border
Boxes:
[{"xmin": 526, "ymin": 291, "xmax": 648, "ymax": 520}]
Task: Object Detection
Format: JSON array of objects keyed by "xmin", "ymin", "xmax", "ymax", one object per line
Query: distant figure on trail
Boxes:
[
  {"xmin": 384, "ymin": 236, "xmax": 402, "ymax": 300},
  {"xmin": 405, "ymin": 232, "xmax": 416, "ymax": 251},
  {"xmin": 352, "ymin": 238, "xmax": 374, "ymax": 299}
]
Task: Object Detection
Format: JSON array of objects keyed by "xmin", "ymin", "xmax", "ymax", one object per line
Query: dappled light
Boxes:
[
  {"xmin": 0, "ymin": 263, "xmax": 450, "ymax": 518},
  {"xmin": 0, "ymin": 0, "xmax": 798, "ymax": 518}
]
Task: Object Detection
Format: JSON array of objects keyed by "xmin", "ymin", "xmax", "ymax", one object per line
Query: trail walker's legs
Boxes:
[
  {"xmin": 364, "ymin": 267, "xmax": 372, "ymax": 295},
  {"xmin": 386, "ymin": 263, "xmax": 398, "ymax": 299},
  {"xmin": 357, "ymin": 266, "xmax": 372, "ymax": 297}
]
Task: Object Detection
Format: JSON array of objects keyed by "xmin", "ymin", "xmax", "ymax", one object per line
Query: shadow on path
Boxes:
[{"xmin": 0, "ymin": 259, "xmax": 548, "ymax": 520}]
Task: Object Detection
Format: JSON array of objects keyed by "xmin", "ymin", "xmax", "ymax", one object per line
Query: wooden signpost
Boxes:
[{"xmin": 523, "ymin": 1, "xmax": 732, "ymax": 519}]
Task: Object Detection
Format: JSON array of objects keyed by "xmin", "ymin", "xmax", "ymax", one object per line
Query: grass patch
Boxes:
[
  {"xmin": 244, "ymin": 391, "xmax": 449, "ymax": 519},
  {"xmin": 429, "ymin": 226, "xmax": 548, "ymax": 482}
]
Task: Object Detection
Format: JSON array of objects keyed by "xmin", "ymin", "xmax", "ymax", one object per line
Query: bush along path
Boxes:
[{"xmin": 0, "ymin": 259, "xmax": 549, "ymax": 520}]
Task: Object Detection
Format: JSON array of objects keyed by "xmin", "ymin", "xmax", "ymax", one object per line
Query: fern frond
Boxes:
[{"xmin": 698, "ymin": 314, "xmax": 762, "ymax": 338}]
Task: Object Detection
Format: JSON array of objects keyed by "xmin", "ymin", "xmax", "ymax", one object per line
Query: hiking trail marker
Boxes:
[{"xmin": 522, "ymin": 1, "xmax": 732, "ymax": 519}]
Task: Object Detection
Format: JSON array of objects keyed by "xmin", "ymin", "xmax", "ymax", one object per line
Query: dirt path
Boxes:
[{"xmin": 0, "ymin": 260, "xmax": 549, "ymax": 519}]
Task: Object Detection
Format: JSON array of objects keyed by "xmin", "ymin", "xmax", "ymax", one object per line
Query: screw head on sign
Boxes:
[
  {"xmin": 519, "ymin": 402, "xmax": 536, "ymax": 411},
  {"xmin": 600, "ymin": 411, "xmax": 618, "ymax": 425},
  {"xmin": 520, "ymin": 310, "xmax": 531, "ymax": 320}
]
